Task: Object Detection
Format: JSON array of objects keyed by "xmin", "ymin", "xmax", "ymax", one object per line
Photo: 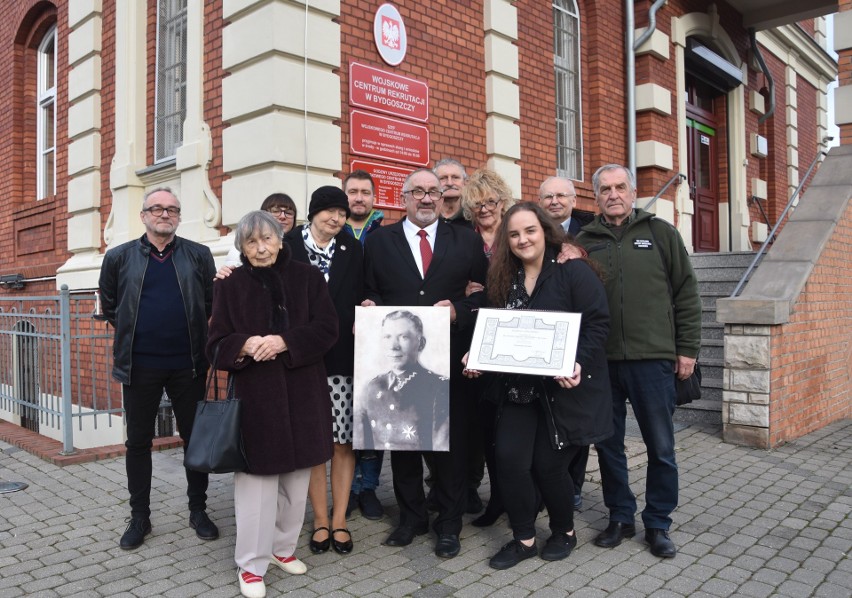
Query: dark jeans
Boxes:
[
  {"xmin": 596, "ymin": 359, "xmax": 678, "ymax": 530},
  {"xmin": 123, "ymin": 366, "xmax": 209, "ymax": 518},
  {"xmin": 351, "ymin": 450, "xmax": 384, "ymax": 493},
  {"xmin": 495, "ymin": 400, "xmax": 579, "ymax": 541}
]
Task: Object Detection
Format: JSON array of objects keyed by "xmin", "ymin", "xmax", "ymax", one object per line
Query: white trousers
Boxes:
[{"xmin": 233, "ymin": 468, "xmax": 311, "ymax": 576}]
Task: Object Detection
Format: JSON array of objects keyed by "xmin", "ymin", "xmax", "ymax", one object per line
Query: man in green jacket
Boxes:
[{"xmin": 575, "ymin": 164, "xmax": 701, "ymax": 559}]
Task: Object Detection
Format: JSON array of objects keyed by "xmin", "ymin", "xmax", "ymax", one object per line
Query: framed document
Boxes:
[{"xmin": 466, "ymin": 308, "xmax": 581, "ymax": 377}]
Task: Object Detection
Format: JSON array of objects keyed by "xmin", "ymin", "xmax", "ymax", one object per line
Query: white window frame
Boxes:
[
  {"xmin": 553, "ymin": 0, "xmax": 584, "ymax": 181},
  {"xmin": 154, "ymin": 0, "xmax": 188, "ymax": 163},
  {"xmin": 37, "ymin": 25, "xmax": 57, "ymax": 199}
]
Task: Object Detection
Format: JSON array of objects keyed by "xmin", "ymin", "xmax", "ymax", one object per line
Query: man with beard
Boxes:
[
  {"xmin": 342, "ymin": 169, "xmax": 387, "ymax": 521},
  {"xmin": 343, "ymin": 170, "xmax": 384, "ymax": 246},
  {"xmin": 362, "ymin": 168, "xmax": 488, "ymax": 558}
]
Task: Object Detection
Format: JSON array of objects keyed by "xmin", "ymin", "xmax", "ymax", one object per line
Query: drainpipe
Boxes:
[
  {"xmin": 749, "ymin": 28, "xmax": 775, "ymax": 124},
  {"xmin": 627, "ymin": 0, "xmax": 667, "ymax": 178}
]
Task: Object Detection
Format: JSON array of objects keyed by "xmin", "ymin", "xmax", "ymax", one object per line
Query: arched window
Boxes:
[
  {"xmin": 553, "ymin": 0, "xmax": 583, "ymax": 180},
  {"xmin": 37, "ymin": 25, "xmax": 56, "ymax": 199},
  {"xmin": 154, "ymin": 0, "xmax": 188, "ymax": 162}
]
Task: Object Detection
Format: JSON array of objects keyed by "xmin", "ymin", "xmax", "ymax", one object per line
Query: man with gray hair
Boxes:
[
  {"xmin": 575, "ymin": 164, "xmax": 701, "ymax": 559},
  {"xmin": 99, "ymin": 188, "xmax": 218, "ymax": 550},
  {"xmin": 434, "ymin": 158, "xmax": 473, "ymax": 229},
  {"xmin": 538, "ymin": 176, "xmax": 581, "ymax": 236}
]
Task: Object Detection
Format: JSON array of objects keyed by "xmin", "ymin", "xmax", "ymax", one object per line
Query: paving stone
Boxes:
[{"xmin": 2, "ymin": 419, "xmax": 851, "ymax": 597}]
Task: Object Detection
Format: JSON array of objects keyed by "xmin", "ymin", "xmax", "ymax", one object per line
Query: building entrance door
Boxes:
[{"xmin": 686, "ymin": 77, "xmax": 720, "ymax": 252}]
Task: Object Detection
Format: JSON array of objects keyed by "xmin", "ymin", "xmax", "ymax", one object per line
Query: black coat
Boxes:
[
  {"xmin": 363, "ymin": 220, "xmax": 489, "ymax": 374},
  {"xmin": 98, "ymin": 235, "xmax": 215, "ymax": 384},
  {"xmin": 206, "ymin": 245, "xmax": 338, "ymax": 475},
  {"xmin": 284, "ymin": 226, "xmax": 363, "ymax": 377},
  {"xmin": 492, "ymin": 254, "xmax": 613, "ymax": 448}
]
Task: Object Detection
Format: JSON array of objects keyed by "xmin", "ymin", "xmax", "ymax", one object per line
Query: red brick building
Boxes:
[{"xmin": 0, "ymin": 1, "xmax": 846, "ymax": 450}]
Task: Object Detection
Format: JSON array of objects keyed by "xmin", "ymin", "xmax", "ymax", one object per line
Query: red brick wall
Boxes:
[
  {"xmin": 204, "ymin": 1, "xmax": 225, "ymax": 205},
  {"xmin": 100, "ymin": 4, "xmax": 115, "ymax": 245},
  {"xmin": 768, "ymin": 199, "xmax": 852, "ymax": 445},
  {"xmin": 339, "ymin": 1, "xmax": 488, "ymax": 224},
  {"xmin": 0, "ymin": 1, "xmax": 70, "ymax": 295}
]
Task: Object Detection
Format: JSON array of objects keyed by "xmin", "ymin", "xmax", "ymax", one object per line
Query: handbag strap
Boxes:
[{"xmin": 205, "ymin": 343, "xmax": 221, "ymax": 401}]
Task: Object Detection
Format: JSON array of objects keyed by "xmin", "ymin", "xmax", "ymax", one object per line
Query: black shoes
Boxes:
[
  {"xmin": 359, "ymin": 489, "xmax": 384, "ymax": 520},
  {"xmin": 435, "ymin": 534, "xmax": 461, "ymax": 558},
  {"xmin": 310, "ymin": 526, "xmax": 331, "ymax": 553},
  {"xmin": 573, "ymin": 493, "xmax": 583, "ymax": 510},
  {"xmin": 119, "ymin": 516, "xmax": 151, "ymax": 550},
  {"xmin": 466, "ymin": 488, "xmax": 484, "ymax": 514},
  {"xmin": 593, "ymin": 521, "xmax": 636, "ymax": 548},
  {"xmin": 383, "ymin": 524, "xmax": 429, "ymax": 547},
  {"xmin": 332, "ymin": 528, "xmax": 353, "ymax": 554},
  {"xmin": 189, "ymin": 510, "xmax": 219, "ymax": 541},
  {"xmin": 541, "ymin": 531, "xmax": 577, "ymax": 561},
  {"xmin": 489, "ymin": 539, "xmax": 537, "ymax": 570},
  {"xmin": 645, "ymin": 528, "xmax": 677, "ymax": 558}
]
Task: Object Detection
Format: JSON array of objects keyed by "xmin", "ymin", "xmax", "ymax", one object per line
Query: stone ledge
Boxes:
[{"xmin": 0, "ymin": 420, "xmax": 182, "ymax": 466}]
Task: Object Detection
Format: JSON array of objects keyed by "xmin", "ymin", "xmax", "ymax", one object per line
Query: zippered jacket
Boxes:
[
  {"xmin": 344, "ymin": 209, "xmax": 384, "ymax": 245},
  {"xmin": 99, "ymin": 234, "xmax": 215, "ymax": 384},
  {"xmin": 576, "ymin": 209, "xmax": 701, "ymax": 362}
]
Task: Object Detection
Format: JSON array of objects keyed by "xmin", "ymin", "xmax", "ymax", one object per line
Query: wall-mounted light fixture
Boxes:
[{"xmin": 0, "ymin": 274, "xmax": 26, "ymax": 290}]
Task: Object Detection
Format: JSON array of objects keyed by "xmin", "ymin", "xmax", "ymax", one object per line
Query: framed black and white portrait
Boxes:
[{"xmin": 353, "ymin": 306, "xmax": 451, "ymax": 451}]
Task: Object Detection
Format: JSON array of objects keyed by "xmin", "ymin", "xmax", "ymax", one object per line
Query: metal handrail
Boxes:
[
  {"xmin": 641, "ymin": 173, "xmax": 686, "ymax": 211},
  {"xmin": 748, "ymin": 195, "xmax": 776, "ymax": 244},
  {"xmin": 730, "ymin": 144, "xmax": 831, "ymax": 298}
]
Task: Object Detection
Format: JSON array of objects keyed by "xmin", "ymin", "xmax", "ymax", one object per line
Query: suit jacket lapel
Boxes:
[{"xmin": 426, "ymin": 222, "xmax": 452, "ymax": 281}]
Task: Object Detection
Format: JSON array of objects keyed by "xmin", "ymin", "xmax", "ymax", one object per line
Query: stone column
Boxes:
[
  {"xmin": 56, "ymin": 1, "xmax": 104, "ymax": 290},
  {"xmin": 484, "ymin": 0, "xmax": 521, "ymax": 197},
  {"xmin": 220, "ymin": 0, "xmax": 342, "ymax": 238}
]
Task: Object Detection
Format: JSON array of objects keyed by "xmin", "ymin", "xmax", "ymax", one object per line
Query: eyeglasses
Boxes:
[
  {"xmin": 143, "ymin": 206, "xmax": 181, "ymax": 217},
  {"xmin": 472, "ymin": 199, "xmax": 502, "ymax": 211},
  {"xmin": 403, "ymin": 188, "xmax": 443, "ymax": 200},
  {"xmin": 268, "ymin": 207, "xmax": 295, "ymax": 218},
  {"xmin": 540, "ymin": 192, "xmax": 576, "ymax": 202}
]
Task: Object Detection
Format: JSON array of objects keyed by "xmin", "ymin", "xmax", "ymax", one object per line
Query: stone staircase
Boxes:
[{"xmin": 675, "ymin": 251, "xmax": 759, "ymax": 425}]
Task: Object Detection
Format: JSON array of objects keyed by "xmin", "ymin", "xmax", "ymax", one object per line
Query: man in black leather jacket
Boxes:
[{"xmin": 98, "ymin": 188, "xmax": 218, "ymax": 550}]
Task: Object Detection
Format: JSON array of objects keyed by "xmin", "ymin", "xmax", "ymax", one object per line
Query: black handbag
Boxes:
[
  {"xmin": 184, "ymin": 357, "xmax": 247, "ymax": 474},
  {"xmin": 675, "ymin": 362, "xmax": 702, "ymax": 406}
]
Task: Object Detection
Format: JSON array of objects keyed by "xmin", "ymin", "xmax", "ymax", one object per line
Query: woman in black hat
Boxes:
[{"xmin": 285, "ymin": 186, "xmax": 365, "ymax": 556}]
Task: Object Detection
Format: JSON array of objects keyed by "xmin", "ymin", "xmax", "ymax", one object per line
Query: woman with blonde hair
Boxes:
[{"xmin": 460, "ymin": 168, "xmax": 516, "ymax": 259}]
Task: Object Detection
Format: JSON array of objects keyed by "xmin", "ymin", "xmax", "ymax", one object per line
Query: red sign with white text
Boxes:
[
  {"xmin": 350, "ymin": 110, "xmax": 430, "ymax": 167},
  {"xmin": 351, "ymin": 159, "xmax": 413, "ymax": 210},
  {"xmin": 350, "ymin": 62, "xmax": 429, "ymax": 122}
]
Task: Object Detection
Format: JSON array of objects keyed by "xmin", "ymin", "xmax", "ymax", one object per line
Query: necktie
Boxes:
[{"xmin": 417, "ymin": 229, "xmax": 432, "ymax": 276}]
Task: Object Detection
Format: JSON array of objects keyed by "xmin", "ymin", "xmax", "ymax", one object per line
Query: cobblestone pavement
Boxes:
[{"xmin": 0, "ymin": 419, "xmax": 850, "ymax": 598}]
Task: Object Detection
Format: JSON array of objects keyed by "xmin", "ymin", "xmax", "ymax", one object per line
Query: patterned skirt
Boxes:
[{"xmin": 328, "ymin": 375, "xmax": 354, "ymax": 444}]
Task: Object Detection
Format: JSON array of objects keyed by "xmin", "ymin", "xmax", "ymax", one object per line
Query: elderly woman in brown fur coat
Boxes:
[{"xmin": 207, "ymin": 210, "xmax": 338, "ymax": 598}]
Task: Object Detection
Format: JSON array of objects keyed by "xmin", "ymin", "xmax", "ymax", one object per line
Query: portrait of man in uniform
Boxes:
[{"xmin": 354, "ymin": 307, "xmax": 450, "ymax": 451}]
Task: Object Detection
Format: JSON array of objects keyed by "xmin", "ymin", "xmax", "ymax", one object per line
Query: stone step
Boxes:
[
  {"xmin": 694, "ymin": 267, "xmax": 753, "ymax": 283},
  {"xmin": 674, "ymin": 397, "xmax": 723, "ymax": 425},
  {"xmin": 689, "ymin": 251, "xmax": 758, "ymax": 269},
  {"xmin": 698, "ymin": 281, "xmax": 741, "ymax": 296}
]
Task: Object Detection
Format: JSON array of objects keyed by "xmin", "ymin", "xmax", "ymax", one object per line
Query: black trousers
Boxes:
[
  {"xmin": 495, "ymin": 400, "xmax": 579, "ymax": 540},
  {"xmin": 390, "ymin": 377, "xmax": 471, "ymax": 535},
  {"xmin": 123, "ymin": 366, "xmax": 209, "ymax": 518}
]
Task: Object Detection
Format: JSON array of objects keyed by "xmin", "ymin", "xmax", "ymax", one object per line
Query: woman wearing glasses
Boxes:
[
  {"xmin": 457, "ymin": 169, "xmax": 515, "ymax": 527},
  {"xmin": 460, "ymin": 169, "xmax": 515, "ymax": 260},
  {"xmin": 225, "ymin": 194, "xmax": 297, "ymax": 266}
]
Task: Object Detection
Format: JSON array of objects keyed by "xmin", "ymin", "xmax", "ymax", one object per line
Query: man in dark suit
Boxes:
[
  {"xmin": 362, "ymin": 168, "xmax": 488, "ymax": 558},
  {"xmin": 538, "ymin": 175, "xmax": 588, "ymax": 510},
  {"xmin": 539, "ymin": 176, "xmax": 582, "ymax": 237}
]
